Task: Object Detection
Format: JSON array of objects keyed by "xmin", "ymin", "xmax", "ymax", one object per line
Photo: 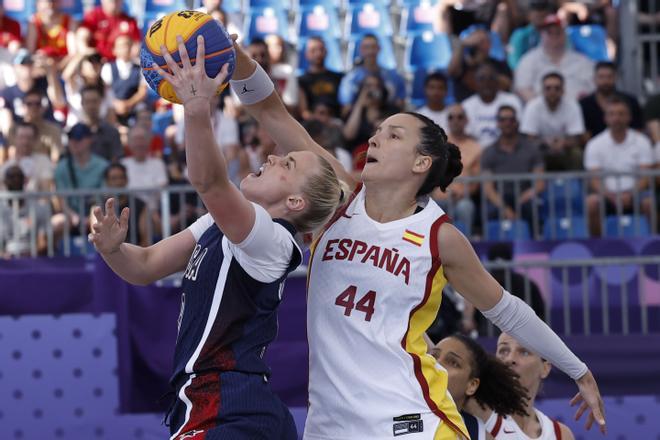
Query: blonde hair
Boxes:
[{"xmin": 292, "ymin": 154, "xmax": 350, "ymax": 233}]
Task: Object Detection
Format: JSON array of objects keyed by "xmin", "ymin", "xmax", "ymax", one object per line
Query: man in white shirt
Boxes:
[
  {"xmin": 121, "ymin": 125, "xmax": 168, "ymax": 209},
  {"xmin": 463, "ymin": 62, "xmax": 522, "ymax": 149},
  {"xmin": 416, "ymin": 72, "xmax": 449, "ymax": 130},
  {"xmin": 521, "ymin": 72, "xmax": 585, "ymax": 170},
  {"xmin": 0, "ymin": 121, "xmax": 54, "ymax": 192},
  {"xmin": 515, "ymin": 14, "xmax": 595, "ymax": 102},
  {"xmin": 584, "ymin": 96, "xmax": 655, "ymax": 236}
]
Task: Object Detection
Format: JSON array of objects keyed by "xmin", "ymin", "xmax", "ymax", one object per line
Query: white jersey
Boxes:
[
  {"xmin": 305, "ymin": 184, "xmax": 468, "ymax": 440},
  {"xmin": 485, "ymin": 410, "xmax": 562, "ymax": 440}
]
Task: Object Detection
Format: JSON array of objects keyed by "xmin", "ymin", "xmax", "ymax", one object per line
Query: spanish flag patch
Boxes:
[{"xmin": 402, "ymin": 229, "xmax": 424, "ymax": 247}]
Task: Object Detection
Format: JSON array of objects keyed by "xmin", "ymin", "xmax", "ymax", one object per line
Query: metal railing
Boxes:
[
  {"xmin": 0, "ymin": 169, "xmax": 658, "ymax": 257},
  {"xmin": 474, "ymin": 255, "xmax": 660, "ymax": 336}
]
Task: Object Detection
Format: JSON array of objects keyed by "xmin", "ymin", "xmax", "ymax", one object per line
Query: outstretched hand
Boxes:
[
  {"xmin": 88, "ymin": 198, "xmax": 129, "ymax": 255},
  {"xmin": 571, "ymin": 370, "xmax": 606, "ymax": 434},
  {"xmin": 152, "ymin": 35, "xmax": 231, "ymax": 105}
]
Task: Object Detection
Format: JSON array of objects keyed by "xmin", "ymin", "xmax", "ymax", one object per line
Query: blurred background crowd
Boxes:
[{"xmin": 0, "ymin": 0, "xmax": 659, "ymax": 258}]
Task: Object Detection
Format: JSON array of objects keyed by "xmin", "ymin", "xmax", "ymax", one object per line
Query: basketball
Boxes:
[{"xmin": 140, "ymin": 10, "xmax": 236, "ymax": 104}]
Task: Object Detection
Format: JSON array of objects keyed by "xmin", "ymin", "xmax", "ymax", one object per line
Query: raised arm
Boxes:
[
  {"xmin": 152, "ymin": 35, "xmax": 255, "ymax": 243},
  {"xmin": 230, "ymin": 38, "xmax": 358, "ymax": 191},
  {"xmin": 438, "ymin": 223, "xmax": 607, "ymax": 435},
  {"xmin": 89, "ymin": 198, "xmax": 195, "ymax": 285}
]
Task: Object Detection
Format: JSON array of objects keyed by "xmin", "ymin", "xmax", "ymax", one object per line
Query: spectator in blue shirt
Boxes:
[
  {"xmin": 338, "ymin": 34, "xmax": 406, "ymax": 118},
  {"xmin": 54, "ymin": 123, "xmax": 109, "ymax": 230}
]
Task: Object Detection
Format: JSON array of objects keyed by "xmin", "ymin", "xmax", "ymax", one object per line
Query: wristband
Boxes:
[{"xmin": 229, "ymin": 63, "xmax": 275, "ymax": 105}]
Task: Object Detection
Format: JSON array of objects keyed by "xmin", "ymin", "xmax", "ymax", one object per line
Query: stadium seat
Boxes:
[
  {"xmin": 57, "ymin": 0, "xmax": 91, "ymax": 21},
  {"xmin": 192, "ymin": 0, "xmax": 241, "ymax": 13},
  {"xmin": 347, "ymin": 34, "xmax": 396, "ymax": 70},
  {"xmin": 567, "ymin": 24, "xmax": 610, "ymax": 61},
  {"xmin": 604, "ymin": 215, "xmax": 651, "ymax": 238},
  {"xmin": 459, "ymin": 24, "xmax": 506, "ymax": 62},
  {"xmin": 404, "ymin": 31, "xmax": 452, "ymax": 72},
  {"xmin": 543, "ymin": 216, "xmax": 589, "ymax": 240},
  {"xmin": 486, "ymin": 220, "xmax": 531, "ymax": 241},
  {"xmin": 142, "ymin": 0, "xmax": 187, "ymax": 23},
  {"xmin": 345, "ymin": 1, "xmax": 393, "ymax": 37},
  {"xmin": 399, "ymin": 0, "xmax": 436, "ymax": 36},
  {"xmin": 2, "ymin": 0, "xmax": 35, "ymax": 33},
  {"xmin": 296, "ymin": 4, "xmax": 341, "ymax": 40},
  {"xmin": 542, "ymin": 177, "xmax": 584, "ymax": 217},
  {"xmin": 152, "ymin": 110, "xmax": 174, "ymax": 139},
  {"xmin": 244, "ymin": 6, "xmax": 289, "ymax": 43},
  {"xmin": 298, "ymin": 0, "xmax": 339, "ymax": 7},
  {"xmin": 297, "ymin": 36, "xmax": 343, "ymax": 74},
  {"xmin": 409, "ymin": 68, "xmax": 455, "ymax": 108}
]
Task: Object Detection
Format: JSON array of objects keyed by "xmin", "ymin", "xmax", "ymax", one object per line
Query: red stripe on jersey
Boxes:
[
  {"xmin": 404, "ymin": 229, "xmax": 425, "ymax": 239},
  {"xmin": 401, "ymin": 215, "xmax": 465, "ymax": 436},
  {"xmin": 553, "ymin": 419, "xmax": 562, "ymax": 440},
  {"xmin": 402, "ymin": 236, "xmax": 423, "ymax": 247},
  {"xmin": 177, "ymin": 374, "xmax": 221, "ymax": 437},
  {"xmin": 490, "ymin": 415, "xmax": 503, "ymax": 437}
]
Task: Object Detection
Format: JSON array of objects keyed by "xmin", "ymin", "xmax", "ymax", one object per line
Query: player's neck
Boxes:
[
  {"xmin": 364, "ymin": 186, "xmax": 419, "ymax": 223},
  {"xmin": 513, "ymin": 403, "xmax": 542, "ymax": 438}
]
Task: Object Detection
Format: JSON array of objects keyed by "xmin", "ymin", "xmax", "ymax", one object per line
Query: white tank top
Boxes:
[
  {"xmin": 485, "ymin": 410, "xmax": 562, "ymax": 440},
  {"xmin": 304, "ymin": 185, "xmax": 468, "ymax": 440}
]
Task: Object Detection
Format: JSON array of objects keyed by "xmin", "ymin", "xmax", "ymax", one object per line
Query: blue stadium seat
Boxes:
[
  {"xmin": 399, "ymin": 0, "xmax": 436, "ymax": 36},
  {"xmin": 409, "ymin": 68, "xmax": 455, "ymax": 108},
  {"xmin": 604, "ymin": 215, "xmax": 651, "ymax": 238},
  {"xmin": 542, "ymin": 177, "xmax": 584, "ymax": 217},
  {"xmin": 57, "ymin": 0, "xmax": 92, "ymax": 21},
  {"xmin": 345, "ymin": 1, "xmax": 393, "ymax": 37},
  {"xmin": 486, "ymin": 220, "xmax": 531, "ymax": 241},
  {"xmin": 543, "ymin": 216, "xmax": 589, "ymax": 240},
  {"xmin": 244, "ymin": 6, "xmax": 288, "ymax": 42},
  {"xmin": 2, "ymin": 0, "xmax": 35, "ymax": 33},
  {"xmin": 567, "ymin": 25, "xmax": 609, "ymax": 61},
  {"xmin": 248, "ymin": 0, "xmax": 285, "ymax": 7},
  {"xmin": 459, "ymin": 24, "xmax": 506, "ymax": 61},
  {"xmin": 192, "ymin": 0, "xmax": 241, "ymax": 13},
  {"xmin": 152, "ymin": 110, "xmax": 174, "ymax": 139},
  {"xmin": 347, "ymin": 34, "xmax": 396, "ymax": 70},
  {"xmin": 142, "ymin": 0, "xmax": 187, "ymax": 21},
  {"xmin": 298, "ymin": 0, "xmax": 339, "ymax": 6},
  {"xmin": 297, "ymin": 36, "xmax": 343, "ymax": 74},
  {"xmin": 296, "ymin": 4, "xmax": 341, "ymax": 40},
  {"xmin": 404, "ymin": 31, "xmax": 452, "ymax": 72}
]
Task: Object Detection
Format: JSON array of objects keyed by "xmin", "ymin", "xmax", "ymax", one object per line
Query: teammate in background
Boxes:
[
  {"xmin": 89, "ymin": 35, "xmax": 346, "ymax": 440},
  {"xmin": 230, "ymin": 36, "xmax": 605, "ymax": 440},
  {"xmin": 485, "ymin": 333, "xmax": 576, "ymax": 439},
  {"xmin": 430, "ymin": 334, "xmax": 529, "ymax": 440}
]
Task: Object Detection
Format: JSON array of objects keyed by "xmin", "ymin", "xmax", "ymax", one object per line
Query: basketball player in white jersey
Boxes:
[
  {"xmin": 479, "ymin": 333, "xmax": 576, "ymax": 440},
  {"xmin": 227, "ymin": 38, "xmax": 606, "ymax": 440},
  {"xmin": 430, "ymin": 334, "xmax": 530, "ymax": 440}
]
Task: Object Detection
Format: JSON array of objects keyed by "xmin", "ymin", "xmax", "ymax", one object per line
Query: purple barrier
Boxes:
[{"xmin": 1, "ymin": 248, "xmax": 660, "ymax": 413}]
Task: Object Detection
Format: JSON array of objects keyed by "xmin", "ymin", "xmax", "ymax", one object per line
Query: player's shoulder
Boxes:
[{"xmin": 557, "ymin": 421, "xmax": 575, "ymax": 440}]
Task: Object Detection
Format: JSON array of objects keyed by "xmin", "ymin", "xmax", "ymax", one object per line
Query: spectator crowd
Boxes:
[{"xmin": 0, "ymin": 0, "xmax": 659, "ymax": 257}]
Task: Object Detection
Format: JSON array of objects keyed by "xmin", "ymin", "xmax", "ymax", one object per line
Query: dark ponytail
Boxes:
[
  {"xmin": 402, "ymin": 112, "xmax": 463, "ymax": 197},
  {"xmin": 451, "ymin": 334, "xmax": 529, "ymax": 417}
]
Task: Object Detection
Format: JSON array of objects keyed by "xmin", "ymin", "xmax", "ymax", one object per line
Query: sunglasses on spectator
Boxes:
[
  {"xmin": 24, "ymin": 101, "xmax": 42, "ymax": 107},
  {"xmin": 543, "ymin": 85, "xmax": 562, "ymax": 91},
  {"xmin": 475, "ymin": 74, "xmax": 497, "ymax": 81},
  {"xmin": 448, "ymin": 114, "xmax": 465, "ymax": 120},
  {"xmin": 497, "ymin": 116, "xmax": 516, "ymax": 122}
]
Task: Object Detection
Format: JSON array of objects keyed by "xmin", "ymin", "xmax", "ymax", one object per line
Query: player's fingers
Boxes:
[
  {"xmin": 229, "ymin": 33, "xmax": 238, "ymax": 42},
  {"xmin": 119, "ymin": 207, "xmax": 130, "ymax": 230},
  {"xmin": 213, "ymin": 63, "xmax": 230, "ymax": 87},
  {"xmin": 92, "ymin": 205, "xmax": 104, "ymax": 224},
  {"xmin": 91, "ymin": 222, "xmax": 103, "ymax": 233},
  {"xmin": 585, "ymin": 411, "xmax": 594, "ymax": 430},
  {"xmin": 160, "ymin": 45, "xmax": 181, "ymax": 75},
  {"xmin": 592, "ymin": 398, "xmax": 606, "ymax": 431},
  {"xmin": 196, "ymin": 35, "xmax": 206, "ymax": 73},
  {"xmin": 105, "ymin": 198, "xmax": 115, "ymax": 220},
  {"xmin": 88, "ymin": 232, "xmax": 96, "ymax": 243},
  {"xmin": 569, "ymin": 393, "xmax": 582, "ymax": 406},
  {"xmin": 574, "ymin": 400, "xmax": 588, "ymax": 421},
  {"xmin": 152, "ymin": 62, "xmax": 174, "ymax": 83},
  {"xmin": 177, "ymin": 35, "xmax": 192, "ymax": 70}
]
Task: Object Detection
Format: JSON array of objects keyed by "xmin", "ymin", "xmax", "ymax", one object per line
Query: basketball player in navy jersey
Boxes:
[
  {"xmin": 89, "ymin": 36, "xmax": 346, "ymax": 440},
  {"xmin": 226, "ymin": 37, "xmax": 606, "ymax": 440}
]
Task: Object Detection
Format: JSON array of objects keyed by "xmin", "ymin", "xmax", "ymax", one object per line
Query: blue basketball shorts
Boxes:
[{"xmin": 168, "ymin": 371, "xmax": 297, "ymax": 440}]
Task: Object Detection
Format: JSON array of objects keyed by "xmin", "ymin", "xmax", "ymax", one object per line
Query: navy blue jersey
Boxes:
[{"xmin": 170, "ymin": 207, "xmax": 302, "ymax": 388}]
